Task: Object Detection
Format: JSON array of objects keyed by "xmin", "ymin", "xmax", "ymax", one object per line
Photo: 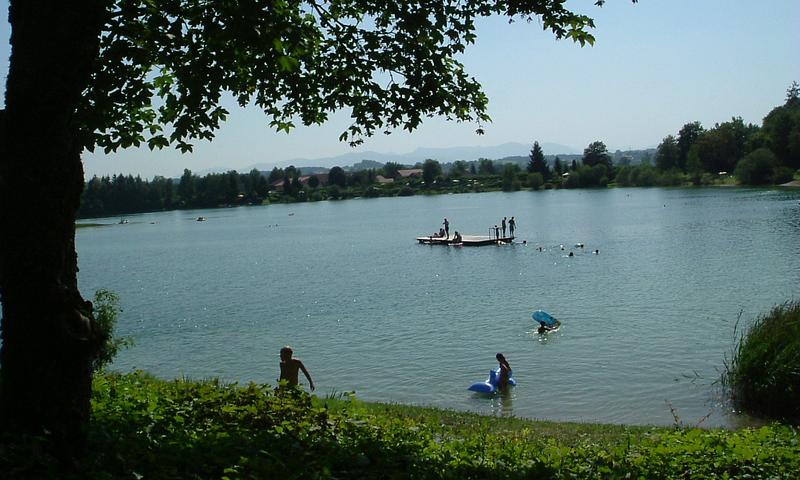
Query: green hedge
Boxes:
[{"xmin": 3, "ymin": 371, "xmax": 798, "ymax": 479}]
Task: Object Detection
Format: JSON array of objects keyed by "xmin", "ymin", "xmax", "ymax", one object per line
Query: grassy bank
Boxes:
[
  {"xmin": 3, "ymin": 371, "xmax": 798, "ymax": 479},
  {"xmin": 725, "ymin": 301, "xmax": 800, "ymax": 423}
]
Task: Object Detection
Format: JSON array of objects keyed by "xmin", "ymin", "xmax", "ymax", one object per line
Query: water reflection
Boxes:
[{"xmin": 491, "ymin": 388, "xmax": 514, "ymax": 417}]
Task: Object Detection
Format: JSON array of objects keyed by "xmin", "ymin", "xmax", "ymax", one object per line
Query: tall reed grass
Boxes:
[{"xmin": 724, "ymin": 301, "xmax": 800, "ymax": 423}]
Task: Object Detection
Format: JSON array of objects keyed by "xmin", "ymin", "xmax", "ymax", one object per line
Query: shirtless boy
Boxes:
[{"xmin": 279, "ymin": 346, "xmax": 315, "ymax": 391}]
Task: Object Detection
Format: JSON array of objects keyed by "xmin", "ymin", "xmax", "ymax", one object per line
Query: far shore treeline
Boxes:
[{"xmin": 79, "ymin": 83, "xmax": 799, "ymax": 219}]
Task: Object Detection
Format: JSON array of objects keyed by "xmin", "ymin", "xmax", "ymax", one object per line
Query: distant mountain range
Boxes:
[
  {"xmin": 194, "ymin": 142, "xmax": 656, "ymax": 176},
  {"xmin": 241, "ymin": 142, "xmax": 578, "ymax": 173}
]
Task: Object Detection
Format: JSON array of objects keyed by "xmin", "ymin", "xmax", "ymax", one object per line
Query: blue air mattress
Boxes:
[
  {"xmin": 468, "ymin": 367, "xmax": 516, "ymax": 394},
  {"xmin": 532, "ymin": 310, "xmax": 558, "ymax": 326}
]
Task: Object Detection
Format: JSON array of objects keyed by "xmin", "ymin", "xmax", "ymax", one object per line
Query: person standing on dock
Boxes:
[
  {"xmin": 501, "ymin": 217, "xmax": 507, "ymax": 237},
  {"xmin": 494, "ymin": 224, "xmax": 500, "ymax": 240},
  {"xmin": 443, "ymin": 218, "xmax": 450, "ymax": 239},
  {"xmin": 509, "ymin": 217, "xmax": 516, "ymax": 237}
]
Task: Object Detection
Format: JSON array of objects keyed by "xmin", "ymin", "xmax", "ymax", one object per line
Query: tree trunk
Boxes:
[{"xmin": 0, "ymin": 0, "xmax": 106, "ymax": 458}]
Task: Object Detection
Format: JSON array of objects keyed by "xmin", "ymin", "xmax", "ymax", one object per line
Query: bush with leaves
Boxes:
[
  {"xmin": 91, "ymin": 289, "xmax": 133, "ymax": 372},
  {"xmin": 725, "ymin": 301, "xmax": 800, "ymax": 423}
]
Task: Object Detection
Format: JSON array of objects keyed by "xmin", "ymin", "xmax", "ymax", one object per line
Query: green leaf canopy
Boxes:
[{"xmin": 79, "ymin": 0, "xmax": 599, "ymax": 154}]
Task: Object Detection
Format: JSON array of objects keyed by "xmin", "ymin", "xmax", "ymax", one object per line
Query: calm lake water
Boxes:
[{"xmin": 76, "ymin": 187, "xmax": 800, "ymax": 427}]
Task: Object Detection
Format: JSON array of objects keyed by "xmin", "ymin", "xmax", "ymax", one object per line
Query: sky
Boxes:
[{"xmin": 1, "ymin": 1, "xmax": 799, "ymax": 179}]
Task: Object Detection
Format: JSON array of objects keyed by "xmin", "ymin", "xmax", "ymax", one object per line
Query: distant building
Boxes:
[
  {"xmin": 375, "ymin": 175, "xmax": 394, "ymax": 184},
  {"xmin": 270, "ymin": 173, "xmax": 329, "ymax": 191},
  {"xmin": 299, "ymin": 173, "xmax": 329, "ymax": 187},
  {"xmin": 397, "ymin": 168, "xmax": 423, "ymax": 178}
]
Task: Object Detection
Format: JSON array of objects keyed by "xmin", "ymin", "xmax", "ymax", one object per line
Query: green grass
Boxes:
[
  {"xmin": 3, "ymin": 371, "xmax": 798, "ymax": 479},
  {"xmin": 725, "ymin": 301, "xmax": 800, "ymax": 423}
]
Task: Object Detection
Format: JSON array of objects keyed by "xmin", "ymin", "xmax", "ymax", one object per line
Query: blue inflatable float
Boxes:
[
  {"xmin": 468, "ymin": 367, "xmax": 516, "ymax": 394},
  {"xmin": 532, "ymin": 310, "xmax": 558, "ymax": 327}
]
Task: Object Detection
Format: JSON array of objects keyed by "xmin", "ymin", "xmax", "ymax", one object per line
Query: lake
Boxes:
[{"xmin": 76, "ymin": 187, "xmax": 800, "ymax": 427}]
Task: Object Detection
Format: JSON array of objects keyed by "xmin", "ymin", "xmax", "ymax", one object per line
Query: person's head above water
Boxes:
[
  {"xmin": 280, "ymin": 345, "xmax": 293, "ymax": 361},
  {"xmin": 496, "ymin": 353, "xmax": 505, "ymax": 362}
]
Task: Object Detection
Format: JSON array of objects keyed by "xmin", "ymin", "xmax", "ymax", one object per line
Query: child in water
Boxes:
[
  {"xmin": 537, "ymin": 320, "xmax": 560, "ymax": 334},
  {"xmin": 279, "ymin": 345, "xmax": 315, "ymax": 391},
  {"xmin": 496, "ymin": 353, "xmax": 512, "ymax": 389}
]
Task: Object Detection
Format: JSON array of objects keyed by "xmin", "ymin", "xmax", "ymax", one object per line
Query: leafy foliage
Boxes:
[
  {"xmin": 422, "ymin": 159, "xmax": 442, "ymax": 184},
  {"xmin": 3, "ymin": 371, "xmax": 798, "ymax": 479},
  {"xmin": 581, "ymin": 140, "xmax": 612, "ymax": 170},
  {"xmin": 761, "ymin": 85, "xmax": 800, "ymax": 169},
  {"xmin": 655, "ymin": 135, "xmax": 679, "ymax": 171},
  {"xmin": 735, "ymin": 148, "xmax": 779, "ymax": 185},
  {"xmin": 79, "ymin": 0, "xmax": 604, "ymax": 153},
  {"xmin": 91, "ymin": 289, "xmax": 133, "ymax": 372},
  {"xmin": 725, "ymin": 301, "xmax": 800, "ymax": 423}
]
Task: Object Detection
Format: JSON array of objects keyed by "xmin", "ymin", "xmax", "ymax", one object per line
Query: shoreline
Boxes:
[{"xmin": 76, "ymin": 182, "xmax": 800, "ymax": 221}]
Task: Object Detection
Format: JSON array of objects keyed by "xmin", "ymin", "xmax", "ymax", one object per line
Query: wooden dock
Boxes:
[{"xmin": 416, "ymin": 234, "xmax": 515, "ymax": 246}]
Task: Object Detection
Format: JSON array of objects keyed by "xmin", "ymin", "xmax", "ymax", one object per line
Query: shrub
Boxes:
[
  {"xmin": 725, "ymin": 301, "xmax": 800, "ymax": 423},
  {"xmin": 529, "ymin": 172, "xmax": 544, "ymax": 190},
  {"xmin": 773, "ymin": 166, "xmax": 795, "ymax": 184},
  {"xmin": 398, "ymin": 186, "xmax": 414, "ymax": 196},
  {"xmin": 92, "ymin": 289, "xmax": 133, "ymax": 372},
  {"xmin": 735, "ymin": 148, "xmax": 777, "ymax": 185}
]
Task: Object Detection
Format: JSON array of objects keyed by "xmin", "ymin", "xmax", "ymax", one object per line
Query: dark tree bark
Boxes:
[{"xmin": 0, "ymin": 1, "xmax": 106, "ymax": 458}]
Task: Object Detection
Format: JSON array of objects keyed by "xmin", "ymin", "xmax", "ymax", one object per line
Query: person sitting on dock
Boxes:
[{"xmin": 452, "ymin": 231, "xmax": 462, "ymax": 243}]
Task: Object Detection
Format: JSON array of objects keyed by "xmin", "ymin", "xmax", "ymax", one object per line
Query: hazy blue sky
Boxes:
[{"xmin": 1, "ymin": 1, "xmax": 798, "ymax": 178}]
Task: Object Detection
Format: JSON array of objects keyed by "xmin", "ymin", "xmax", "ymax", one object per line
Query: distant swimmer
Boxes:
[
  {"xmin": 560, "ymin": 244, "xmax": 565, "ymax": 250},
  {"xmin": 537, "ymin": 320, "xmax": 560, "ymax": 334},
  {"xmin": 568, "ymin": 252, "xmax": 574, "ymax": 257},
  {"xmin": 594, "ymin": 249, "xmax": 599, "ymax": 255}
]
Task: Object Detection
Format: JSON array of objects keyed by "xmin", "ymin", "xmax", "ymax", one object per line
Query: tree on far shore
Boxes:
[
  {"xmin": 527, "ymin": 141, "xmax": 550, "ymax": 179},
  {"xmin": 655, "ymin": 135, "xmax": 680, "ymax": 171},
  {"xmin": 582, "ymin": 141, "xmax": 613, "ymax": 171}
]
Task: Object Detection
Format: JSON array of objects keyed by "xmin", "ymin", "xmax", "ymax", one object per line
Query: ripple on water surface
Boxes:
[{"xmin": 75, "ymin": 188, "xmax": 800, "ymax": 426}]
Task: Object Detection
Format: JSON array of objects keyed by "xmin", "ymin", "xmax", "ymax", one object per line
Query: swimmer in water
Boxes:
[
  {"xmin": 495, "ymin": 353, "xmax": 512, "ymax": 389},
  {"xmin": 537, "ymin": 320, "xmax": 560, "ymax": 334}
]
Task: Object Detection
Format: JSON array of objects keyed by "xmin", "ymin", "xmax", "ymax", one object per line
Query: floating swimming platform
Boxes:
[{"xmin": 416, "ymin": 235, "xmax": 514, "ymax": 246}]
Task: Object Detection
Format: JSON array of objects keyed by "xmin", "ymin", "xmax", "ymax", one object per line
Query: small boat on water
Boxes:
[{"xmin": 196, "ymin": 216, "xmax": 207, "ymax": 222}]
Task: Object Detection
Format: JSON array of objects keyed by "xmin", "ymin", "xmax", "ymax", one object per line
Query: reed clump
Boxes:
[{"xmin": 726, "ymin": 301, "xmax": 800, "ymax": 423}]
